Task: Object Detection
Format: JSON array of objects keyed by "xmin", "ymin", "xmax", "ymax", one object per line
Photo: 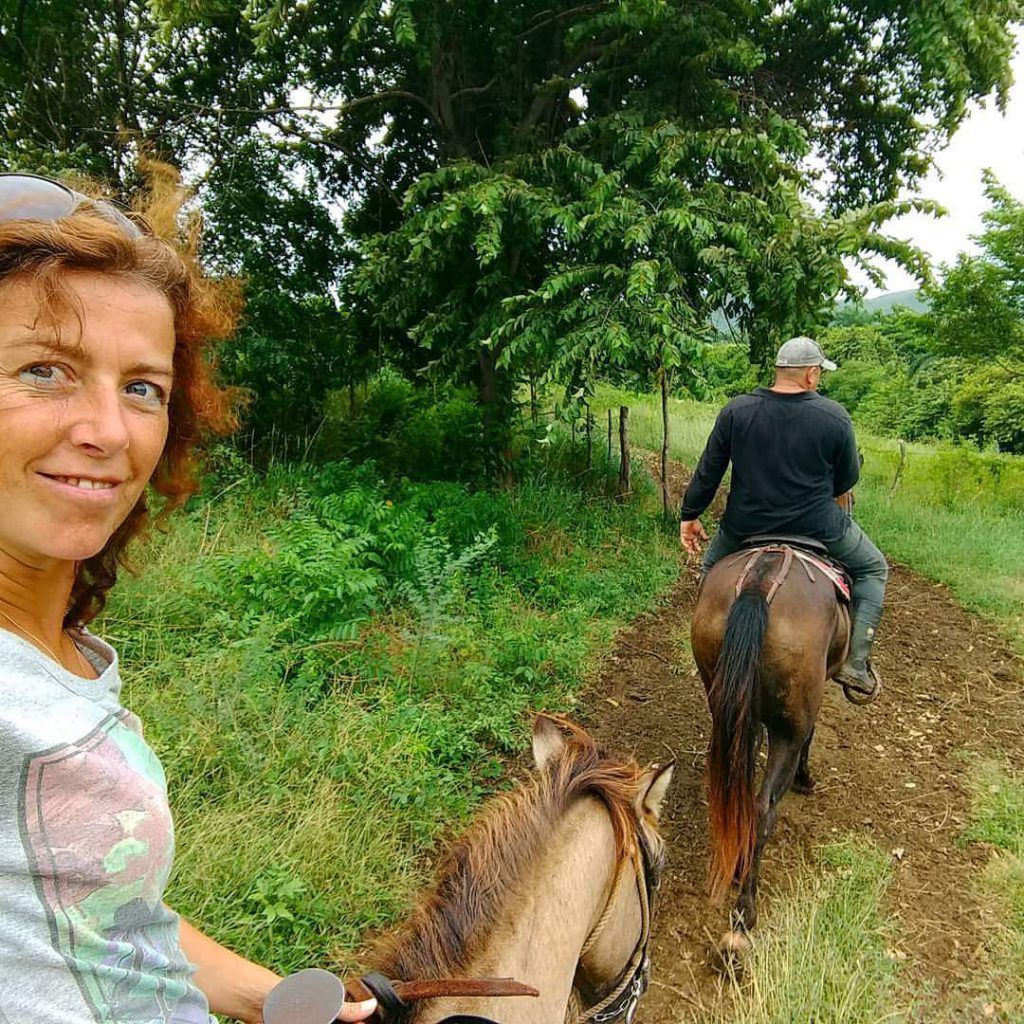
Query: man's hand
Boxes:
[{"xmin": 679, "ymin": 519, "xmax": 708, "ymax": 557}]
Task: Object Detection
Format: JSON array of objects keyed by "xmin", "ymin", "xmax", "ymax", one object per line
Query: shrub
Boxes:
[
  {"xmin": 696, "ymin": 342, "xmax": 761, "ymax": 399},
  {"xmin": 953, "ymin": 365, "xmax": 1024, "ymax": 454},
  {"xmin": 821, "ymin": 359, "xmax": 890, "ymax": 416},
  {"xmin": 318, "ymin": 371, "xmax": 487, "ymax": 481}
]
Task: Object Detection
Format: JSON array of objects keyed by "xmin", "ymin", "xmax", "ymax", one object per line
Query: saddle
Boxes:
[{"xmin": 737, "ymin": 535, "xmax": 851, "ymax": 603}]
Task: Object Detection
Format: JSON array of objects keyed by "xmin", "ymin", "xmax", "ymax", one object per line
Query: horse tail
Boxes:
[{"xmin": 706, "ymin": 575, "xmax": 769, "ymax": 904}]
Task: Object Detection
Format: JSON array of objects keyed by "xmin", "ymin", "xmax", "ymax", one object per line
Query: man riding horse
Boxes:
[{"xmin": 678, "ymin": 336, "xmax": 887, "ymax": 700}]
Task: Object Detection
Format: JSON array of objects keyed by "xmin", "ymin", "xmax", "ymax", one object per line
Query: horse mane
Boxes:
[{"xmin": 368, "ymin": 716, "xmax": 644, "ymax": 985}]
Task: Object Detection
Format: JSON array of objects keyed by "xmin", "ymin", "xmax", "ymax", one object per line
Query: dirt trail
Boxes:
[{"xmin": 583, "ymin": 458, "xmax": 1024, "ymax": 1021}]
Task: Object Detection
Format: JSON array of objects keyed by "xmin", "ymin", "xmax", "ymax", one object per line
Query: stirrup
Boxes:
[{"xmin": 835, "ymin": 661, "xmax": 881, "ymax": 706}]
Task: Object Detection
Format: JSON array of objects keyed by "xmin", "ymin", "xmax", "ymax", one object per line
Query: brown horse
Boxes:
[
  {"xmin": 360, "ymin": 714, "xmax": 674, "ymax": 1023},
  {"xmin": 691, "ymin": 544, "xmax": 849, "ymax": 952}
]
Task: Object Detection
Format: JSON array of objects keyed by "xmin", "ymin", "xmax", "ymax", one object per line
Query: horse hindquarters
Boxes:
[{"xmin": 705, "ymin": 586, "xmax": 769, "ymax": 905}]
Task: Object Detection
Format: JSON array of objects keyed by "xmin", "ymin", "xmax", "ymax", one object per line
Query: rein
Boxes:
[
  {"xmin": 263, "ymin": 821, "xmax": 660, "ymax": 1024},
  {"xmin": 264, "ymin": 971, "xmax": 537, "ymax": 1024},
  {"xmin": 566, "ymin": 826, "xmax": 660, "ymax": 1024}
]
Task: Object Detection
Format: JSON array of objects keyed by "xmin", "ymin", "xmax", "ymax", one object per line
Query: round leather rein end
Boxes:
[{"xmin": 263, "ymin": 968, "xmax": 347, "ymax": 1024}]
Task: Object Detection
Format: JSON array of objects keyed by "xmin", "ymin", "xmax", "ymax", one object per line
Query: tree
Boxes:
[
  {"xmin": 4, "ymin": 0, "xmax": 1022, "ymax": 453},
  {"xmin": 323, "ymin": 0, "xmax": 1000, "ymax": 455},
  {"xmin": 925, "ymin": 173, "xmax": 1024, "ymax": 450},
  {"xmin": 928, "ymin": 173, "xmax": 1024, "ymax": 366}
]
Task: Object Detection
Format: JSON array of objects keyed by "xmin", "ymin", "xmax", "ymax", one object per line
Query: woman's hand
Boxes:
[
  {"xmin": 336, "ymin": 998, "xmax": 378, "ymax": 1022},
  {"xmin": 679, "ymin": 518, "xmax": 708, "ymax": 557},
  {"xmin": 178, "ymin": 915, "xmax": 379, "ymax": 1023}
]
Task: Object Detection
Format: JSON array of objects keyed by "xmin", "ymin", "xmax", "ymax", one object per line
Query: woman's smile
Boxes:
[{"xmin": 37, "ymin": 472, "xmax": 125, "ymax": 501}]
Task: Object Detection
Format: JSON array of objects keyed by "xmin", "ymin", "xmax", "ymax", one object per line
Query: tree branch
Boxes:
[
  {"xmin": 172, "ymin": 90, "xmax": 439, "ymax": 124},
  {"xmin": 450, "ymin": 77, "xmax": 497, "ymax": 101},
  {"xmin": 517, "ymin": 3, "xmax": 610, "ymax": 42}
]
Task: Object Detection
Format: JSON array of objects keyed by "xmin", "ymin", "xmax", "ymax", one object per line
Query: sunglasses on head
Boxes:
[{"xmin": 0, "ymin": 172, "xmax": 145, "ymax": 239}]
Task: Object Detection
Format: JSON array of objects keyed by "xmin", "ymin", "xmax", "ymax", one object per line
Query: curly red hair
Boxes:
[{"xmin": 0, "ymin": 170, "xmax": 240, "ymax": 625}]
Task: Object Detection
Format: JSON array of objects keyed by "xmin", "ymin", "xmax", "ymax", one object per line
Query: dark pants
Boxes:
[{"xmin": 702, "ymin": 519, "xmax": 888, "ymax": 636}]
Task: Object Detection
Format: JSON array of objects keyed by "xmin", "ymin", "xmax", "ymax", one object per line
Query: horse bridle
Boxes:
[
  {"xmin": 566, "ymin": 823, "xmax": 663, "ymax": 1024},
  {"xmin": 263, "ymin": 825, "xmax": 662, "ymax": 1024}
]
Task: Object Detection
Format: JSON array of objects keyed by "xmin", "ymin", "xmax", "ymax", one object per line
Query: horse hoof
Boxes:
[
  {"xmin": 718, "ymin": 930, "xmax": 752, "ymax": 965},
  {"xmin": 793, "ymin": 775, "xmax": 816, "ymax": 795}
]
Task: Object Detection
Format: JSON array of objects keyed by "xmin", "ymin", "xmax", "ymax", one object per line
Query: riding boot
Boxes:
[{"xmin": 834, "ymin": 603, "xmax": 882, "ymax": 702}]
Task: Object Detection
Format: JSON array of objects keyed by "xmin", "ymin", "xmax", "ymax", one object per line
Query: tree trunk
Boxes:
[
  {"xmin": 478, "ymin": 346, "xmax": 513, "ymax": 481},
  {"xmin": 530, "ymin": 376, "xmax": 538, "ymax": 426},
  {"xmin": 660, "ymin": 365, "xmax": 671, "ymax": 519},
  {"xmin": 618, "ymin": 406, "xmax": 631, "ymax": 497}
]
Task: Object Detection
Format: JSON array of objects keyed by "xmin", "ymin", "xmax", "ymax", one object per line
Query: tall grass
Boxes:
[
  {"xmin": 854, "ymin": 437, "xmax": 1024, "ymax": 641},
  {"xmin": 719, "ymin": 843, "xmax": 908, "ymax": 1024},
  {"xmin": 593, "ymin": 385, "xmax": 1024, "ymax": 649},
  {"xmin": 964, "ymin": 762, "xmax": 1024, "ymax": 1022},
  {"xmin": 104, "ymin": 457, "xmax": 681, "ymax": 974}
]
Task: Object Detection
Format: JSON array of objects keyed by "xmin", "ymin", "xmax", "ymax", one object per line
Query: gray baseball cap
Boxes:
[{"xmin": 775, "ymin": 336, "xmax": 837, "ymax": 371}]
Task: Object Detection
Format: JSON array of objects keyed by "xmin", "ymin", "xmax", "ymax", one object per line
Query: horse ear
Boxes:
[
  {"xmin": 635, "ymin": 761, "xmax": 674, "ymax": 822},
  {"xmin": 532, "ymin": 714, "xmax": 566, "ymax": 770}
]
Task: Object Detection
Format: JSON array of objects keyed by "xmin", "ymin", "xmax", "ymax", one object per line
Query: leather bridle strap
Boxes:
[
  {"xmin": 350, "ymin": 973, "xmax": 407, "ymax": 1019},
  {"xmin": 567, "ymin": 842, "xmax": 652, "ymax": 1024},
  {"xmin": 437, "ymin": 1017, "xmax": 506, "ymax": 1023},
  {"xmin": 346, "ymin": 973, "xmax": 539, "ymax": 1022}
]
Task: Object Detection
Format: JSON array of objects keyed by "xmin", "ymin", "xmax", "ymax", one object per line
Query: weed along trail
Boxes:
[{"xmin": 581, "ymin": 463, "xmax": 1024, "ymax": 1022}]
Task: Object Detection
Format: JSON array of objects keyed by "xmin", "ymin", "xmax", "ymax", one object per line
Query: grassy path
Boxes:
[{"xmin": 578, "ymin": 449, "xmax": 1024, "ymax": 1022}]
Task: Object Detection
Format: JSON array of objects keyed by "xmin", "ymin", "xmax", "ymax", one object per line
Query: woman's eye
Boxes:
[
  {"xmin": 19, "ymin": 364, "xmax": 68, "ymax": 387},
  {"xmin": 125, "ymin": 380, "xmax": 166, "ymax": 405}
]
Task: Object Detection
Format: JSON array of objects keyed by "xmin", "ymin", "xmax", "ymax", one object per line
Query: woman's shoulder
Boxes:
[{"xmin": 0, "ymin": 628, "xmax": 124, "ymax": 745}]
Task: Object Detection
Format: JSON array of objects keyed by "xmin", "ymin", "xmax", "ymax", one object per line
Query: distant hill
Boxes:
[
  {"xmin": 836, "ymin": 288, "xmax": 929, "ymax": 319},
  {"xmin": 862, "ymin": 288, "xmax": 928, "ymax": 313},
  {"xmin": 709, "ymin": 288, "xmax": 929, "ymax": 338}
]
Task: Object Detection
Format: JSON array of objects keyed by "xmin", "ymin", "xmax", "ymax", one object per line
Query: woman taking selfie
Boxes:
[{"xmin": 0, "ymin": 173, "xmax": 376, "ymax": 1023}]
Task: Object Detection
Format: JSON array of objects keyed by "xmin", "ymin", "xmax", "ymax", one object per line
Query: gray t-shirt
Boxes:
[{"xmin": 0, "ymin": 627, "xmax": 210, "ymax": 1022}]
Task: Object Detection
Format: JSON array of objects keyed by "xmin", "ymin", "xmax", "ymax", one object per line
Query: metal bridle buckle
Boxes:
[{"xmin": 592, "ymin": 956, "xmax": 650, "ymax": 1023}]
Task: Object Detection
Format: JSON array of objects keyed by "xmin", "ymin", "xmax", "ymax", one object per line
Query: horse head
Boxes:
[{"xmin": 367, "ymin": 713, "xmax": 674, "ymax": 1024}]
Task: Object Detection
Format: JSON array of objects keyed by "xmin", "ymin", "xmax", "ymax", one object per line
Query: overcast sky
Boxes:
[{"xmin": 852, "ymin": 28, "xmax": 1024, "ymax": 297}]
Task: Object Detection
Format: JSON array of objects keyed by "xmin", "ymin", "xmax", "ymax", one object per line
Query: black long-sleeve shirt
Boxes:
[{"xmin": 679, "ymin": 388, "xmax": 861, "ymax": 543}]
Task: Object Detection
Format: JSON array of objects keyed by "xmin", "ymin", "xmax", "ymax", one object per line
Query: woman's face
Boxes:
[{"xmin": 0, "ymin": 270, "xmax": 175, "ymax": 569}]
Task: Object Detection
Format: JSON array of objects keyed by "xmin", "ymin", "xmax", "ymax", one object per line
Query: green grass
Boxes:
[
  {"xmin": 854, "ymin": 437, "xmax": 1024, "ymax": 644},
  {"xmin": 104, "ymin": 456, "xmax": 681, "ymax": 975},
  {"xmin": 592, "ymin": 385, "xmax": 1024, "ymax": 650},
  {"xmin": 963, "ymin": 762, "xmax": 1024, "ymax": 1022},
  {"xmin": 588, "ymin": 385, "xmax": 1024, "ymax": 1018},
  {"xmin": 719, "ymin": 842, "xmax": 908, "ymax": 1024}
]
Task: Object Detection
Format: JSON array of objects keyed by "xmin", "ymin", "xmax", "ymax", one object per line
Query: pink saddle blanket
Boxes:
[{"xmin": 792, "ymin": 549, "xmax": 851, "ymax": 602}]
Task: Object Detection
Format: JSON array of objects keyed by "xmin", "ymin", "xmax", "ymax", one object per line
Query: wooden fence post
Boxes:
[
  {"xmin": 660, "ymin": 365, "xmax": 671, "ymax": 518},
  {"xmin": 618, "ymin": 406, "xmax": 631, "ymax": 496}
]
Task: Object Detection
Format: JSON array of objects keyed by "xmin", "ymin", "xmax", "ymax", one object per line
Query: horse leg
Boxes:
[
  {"xmin": 732, "ymin": 723, "xmax": 766, "ymax": 884},
  {"xmin": 793, "ymin": 727, "xmax": 816, "ymax": 795},
  {"xmin": 731, "ymin": 732, "xmax": 804, "ymax": 934}
]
